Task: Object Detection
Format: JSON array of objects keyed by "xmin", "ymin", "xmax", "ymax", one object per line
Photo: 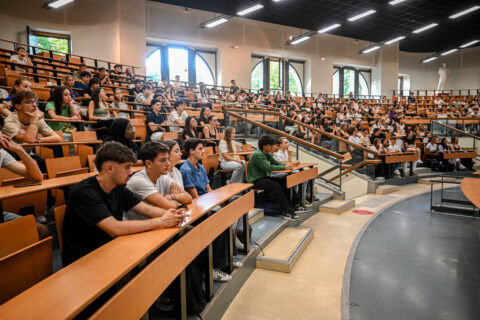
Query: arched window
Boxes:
[
  {"xmin": 145, "ymin": 49, "xmax": 161, "ymax": 82},
  {"xmin": 168, "ymin": 47, "xmax": 188, "ymax": 82},
  {"xmin": 288, "ymin": 63, "xmax": 302, "ymax": 94},
  {"xmin": 359, "ymin": 73, "xmax": 369, "ymax": 97},
  {"xmin": 195, "ymin": 54, "xmax": 215, "ymax": 86},
  {"xmin": 251, "ymin": 61, "xmax": 263, "ymax": 90}
]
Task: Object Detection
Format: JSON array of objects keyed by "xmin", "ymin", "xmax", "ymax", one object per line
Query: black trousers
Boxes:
[{"xmin": 253, "ymin": 177, "xmax": 292, "ymax": 213}]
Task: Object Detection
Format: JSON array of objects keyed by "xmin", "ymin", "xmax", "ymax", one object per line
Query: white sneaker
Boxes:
[
  {"xmin": 213, "ymin": 269, "xmax": 231, "ymax": 282},
  {"xmin": 459, "ymin": 164, "xmax": 466, "ymax": 170},
  {"xmin": 233, "ymin": 258, "xmax": 243, "ymax": 268},
  {"xmin": 393, "ymin": 169, "xmax": 401, "ymax": 176},
  {"xmin": 416, "ymin": 160, "xmax": 423, "ymax": 164},
  {"xmin": 35, "ymin": 215, "xmax": 47, "ymax": 224}
]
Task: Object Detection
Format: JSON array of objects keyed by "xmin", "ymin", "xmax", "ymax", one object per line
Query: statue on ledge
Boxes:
[{"xmin": 436, "ymin": 62, "xmax": 449, "ymax": 93}]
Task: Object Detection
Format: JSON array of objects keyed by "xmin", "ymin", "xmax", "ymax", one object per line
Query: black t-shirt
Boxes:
[
  {"xmin": 146, "ymin": 111, "xmax": 165, "ymax": 135},
  {"xmin": 61, "ymin": 176, "xmax": 141, "ymax": 266},
  {"xmin": 404, "ymin": 134, "xmax": 416, "ymax": 146}
]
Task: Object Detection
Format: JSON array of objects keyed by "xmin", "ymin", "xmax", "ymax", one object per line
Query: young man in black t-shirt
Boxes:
[{"xmin": 62, "ymin": 141, "xmax": 185, "ymax": 266}]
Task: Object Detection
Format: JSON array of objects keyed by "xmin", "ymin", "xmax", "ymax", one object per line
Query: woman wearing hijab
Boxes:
[{"xmin": 103, "ymin": 118, "xmax": 139, "ymax": 155}]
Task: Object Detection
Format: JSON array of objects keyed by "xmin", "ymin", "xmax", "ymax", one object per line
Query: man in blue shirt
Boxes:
[
  {"xmin": 180, "ymin": 138, "xmax": 210, "ymax": 198},
  {"xmin": 180, "ymin": 138, "xmax": 239, "ymax": 282}
]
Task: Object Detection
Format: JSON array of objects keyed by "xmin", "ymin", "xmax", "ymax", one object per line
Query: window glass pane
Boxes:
[
  {"xmin": 269, "ymin": 60, "xmax": 280, "ymax": 90},
  {"xmin": 145, "ymin": 49, "xmax": 161, "ymax": 83},
  {"xmin": 359, "ymin": 74, "xmax": 370, "ymax": 96},
  {"xmin": 288, "ymin": 64, "xmax": 302, "ymax": 94},
  {"xmin": 29, "ymin": 35, "xmax": 69, "ymax": 54},
  {"xmin": 343, "ymin": 69, "xmax": 355, "ymax": 96},
  {"xmin": 168, "ymin": 47, "xmax": 188, "ymax": 82},
  {"xmin": 195, "ymin": 55, "xmax": 214, "ymax": 86},
  {"xmin": 333, "ymin": 70, "xmax": 339, "ymax": 96},
  {"xmin": 251, "ymin": 61, "xmax": 263, "ymax": 90}
]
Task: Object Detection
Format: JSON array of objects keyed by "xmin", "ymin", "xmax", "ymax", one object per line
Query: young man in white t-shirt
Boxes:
[
  {"xmin": 167, "ymin": 101, "xmax": 188, "ymax": 133},
  {"xmin": 10, "ymin": 47, "xmax": 32, "ymax": 72},
  {"xmin": 125, "ymin": 142, "xmax": 191, "ymax": 220}
]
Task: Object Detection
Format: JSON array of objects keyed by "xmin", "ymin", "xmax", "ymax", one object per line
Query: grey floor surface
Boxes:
[{"xmin": 349, "ymin": 187, "xmax": 480, "ymax": 320}]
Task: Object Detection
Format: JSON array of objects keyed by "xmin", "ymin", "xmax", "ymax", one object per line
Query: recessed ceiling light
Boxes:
[
  {"xmin": 237, "ymin": 4, "xmax": 264, "ymax": 16},
  {"xmin": 363, "ymin": 46, "xmax": 380, "ymax": 53},
  {"xmin": 47, "ymin": 0, "xmax": 74, "ymax": 8},
  {"xmin": 321, "ymin": 57, "xmax": 326, "ymax": 60},
  {"xmin": 348, "ymin": 10, "xmax": 376, "ymax": 22},
  {"xmin": 449, "ymin": 6, "xmax": 480, "ymax": 19},
  {"xmin": 460, "ymin": 40, "xmax": 480, "ymax": 48},
  {"xmin": 441, "ymin": 49, "xmax": 458, "ymax": 56},
  {"xmin": 389, "ymin": 0, "xmax": 408, "ymax": 5},
  {"xmin": 385, "ymin": 36, "xmax": 405, "ymax": 45},
  {"xmin": 412, "ymin": 23, "xmax": 438, "ymax": 34},
  {"xmin": 318, "ymin": 23, "xmax": 341, "ymax": 33},
  {"xmin": 291, "ymin": 36, "xmax": 310, "ymax": 45},
  {"xmin": 422, "ymin": 57, "xmax": 438, "ymax": 63}
]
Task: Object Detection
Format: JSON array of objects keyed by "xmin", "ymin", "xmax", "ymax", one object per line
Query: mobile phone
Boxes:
[{"xmin": 13, "ymin": 182, "xmax": 42, "ymax": 188}]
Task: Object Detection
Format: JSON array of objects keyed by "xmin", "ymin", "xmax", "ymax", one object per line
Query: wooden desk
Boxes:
[
  {"xmin": 474, "ymin": 171, "xmax": 480, "ymax": 175},
  {"xmin": 20, "ymin": 140, "xmax": 104, "ymax": 147},
  {"xmin": 272, "ymin": 163, "xmax": 317, "ymax": 174},
  {"xmin": 442, "ymin": 151, "xmax": 476, "ymax": 159},
  {"xmin": 286, "ymin": 166, "xmax": 318, "ymax": 189},
  {"xmin": 461, "ymin": 178, "xmax": 480, "ymax": 208},
  {"xmin": 384, "ymin": 153, "xmax": 418, "ymax": 163},
  {"xmin": 0, "ymin": 183, "xmax": 252, "ymax": 320},
  {"xmin": 0, "ymin": 167, "xmax": 144, "ymax": 201},
  {"xmin": 44, "ymin": 119, "xmax": 96, "ymax": 124}
]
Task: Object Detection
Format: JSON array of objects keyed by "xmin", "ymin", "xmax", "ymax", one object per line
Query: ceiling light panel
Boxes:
[
  {"xmin": 412, "ymin": 23, "xmax": 438, "ymax": 34},
  {"xmin": 348, "ymin": 10, "xmax": 376, "ymax": 22},
  {"xmin": 237, "ymin": 4, "xmax": 264, "ymax": 16},
  {"xmin": 449, "ymin": 6, "xmax": 480, "ymax": 19},
  {"xmin": 318, "ymin": 23, "xmax": 341, "ymax": 33}
]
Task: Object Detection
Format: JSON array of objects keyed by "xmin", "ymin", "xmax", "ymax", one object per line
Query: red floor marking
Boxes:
[{"xmin": 353, "ymin": 209, "xmax": 374, "ymax": 215}]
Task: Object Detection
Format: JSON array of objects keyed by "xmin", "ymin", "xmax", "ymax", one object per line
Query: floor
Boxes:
[
  {"xmin": 349, "ymin": 187, "xmax": 480, "ymax": 320},
  {"xmin": 222, "ymin": 183, "xmax": 465, "ymax": 320}
]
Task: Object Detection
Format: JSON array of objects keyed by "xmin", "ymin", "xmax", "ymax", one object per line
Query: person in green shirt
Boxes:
[
  {"xmin": 247, "ymin": 135, "xmax": 300, "ymax": 220},
  {"xmin": 45, "ymin": 86, "xmax": 81, "ymax": 131}
]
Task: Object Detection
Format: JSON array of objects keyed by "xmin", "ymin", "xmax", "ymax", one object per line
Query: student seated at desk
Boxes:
[
  {"xmin": 62, "ymin": 75, "xmax": 78, "ymax": 99},
  {"xmin": 62, "ymin": 141, "xmax": 185, "ymax": 266},
  {"xmin": 45, "ymin": 86, "xmax": 82, "ymax": 132},
  {"xmin": 2, "ymin": 91, "xmax": 61, "ymax": 157},
  {"xmin": 147, "ymin": 99, "xmax": 166, "ymax": 142},
  {"xmin": 218, "ymin": 127, "xmax": 245, "ymax": 184},
  {"xmin": 273, "ymin": 137, "xmax": 311, "ymax": 209},
  {"xmin": 168, "ymin": 101, "xmax": 188, "ymax": 133},
  {"xmin": 180, "ymin": 138, "xmax": 240, "ymax": 282},
  {"xmin": 181, "ymin": 116, "xmax": 198, "ymax": 141},
  {"xmin": 9, "ymin": 46, "xmax": 32, "ymax": 72},
  {"xmin": 1, "ymin": 77, "xmax": 32, "ymax": 117},
  {"xmin": 247, "ymin": 135, "xmax": 301, "ymax": 220},
  {"xmin": 0, "ymin": 133, "xmax": 49, "ymax": 238},
  {"xmin": 73, "ymin": 71, "xmax": 92, "ymax": 98},
  {"xmin": 104, "ymin": 118, "xmax": 140, "ymax": 157},
  {"xmin": 450, "ymin": 137, "xmax": 473, "ymax": 170},
  {"xmin": 110, "ymin": 88, "xmax": 129, "ymax": 119},
  {"xmin": 125, "ymin": 142, "xmax": 191, "ymax": 221}
]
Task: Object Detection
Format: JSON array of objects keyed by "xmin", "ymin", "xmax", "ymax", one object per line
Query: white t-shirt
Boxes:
[
  {"xmin": 124, "ymin": 169, "xmax": 172, "ymax": 220},
  {"xmin": 273, "ymin": 149, "xmax": 289, "ymax": 162},
  {"xmin": 426, "ymin": 143, "xmax": 437, "ymax": 153},
  {"xmin": 168, "ymin": 110, "xmax": 188, "ymax": 132},
  {"xmin": 0, "ymin": 149, "xmax": 16, "ymax": 168},
  {"xmin": 162, "ymin": 167, "xmax": 184, "ymax": 189},
  {"xmin": 10, "ymin": 55, "xmax": 29, "ymax": 72}
]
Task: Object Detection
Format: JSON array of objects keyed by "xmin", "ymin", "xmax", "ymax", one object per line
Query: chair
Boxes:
[
  {"xmin": 130, "ymin": 118, "xmax": 147, "ymax": 143},
  {"xmin": 45, "ymin": 156, "xmax": 83, "ymax": 206},
  {"xmin": 202, "ymin": 153, "xmax": 219, "ymax": 178},
  {"xmin": 0, "ymin": 215, "xmax": 39, "ymax": 259},
  {"xmin": 88, "ymin": 154, "xmax": 97, "ymax": 172},
  {"xmin": 72, "ymin": 131, "xmax": 97, "ymax": 167},
  {"xmin": 54, "ymin": 205, "xmax": 66, "ymax": 251},
  {"xmin": 0, "ymin": 236, "xmax": 52, "ymax": 304},
  {"xmin": 162, "ymin": 132, "xmax": 178, "ymax": 140}
]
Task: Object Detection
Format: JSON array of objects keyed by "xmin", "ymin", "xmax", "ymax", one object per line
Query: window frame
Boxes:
[
  {"xmin": 333, "ymin": 66, "xmax": 371, "ymax": 98},
  {"xmin": 26, "ymin": 26, "xmax": 72, "ymax": 55}
]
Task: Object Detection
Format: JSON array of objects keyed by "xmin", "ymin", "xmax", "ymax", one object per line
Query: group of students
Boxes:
[{"xmin": 279, "ymin": 103, "xmax": 476, "ymax": 180}]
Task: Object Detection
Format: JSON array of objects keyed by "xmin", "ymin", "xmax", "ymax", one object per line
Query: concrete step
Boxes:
[
  {"xmin": 417, "ymin": 177, "xmax": 460, "ymax": 185},
  {"xmin": 319, "ymin": 199, "xmax": 355, "ymax": 214},
  {"xmin": 256, "ymin": 227, "xmax": 313, "ymax": 273},
  {"xmin": 248, "ymin": 208, "xmax": 264, "ymax": 224},
  {"xmin": 376, "ymin": 185, "xmax": 400, "ymax": 195}
]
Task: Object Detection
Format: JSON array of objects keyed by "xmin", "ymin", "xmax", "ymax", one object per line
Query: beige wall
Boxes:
[
  {"xmin": 1, "ymin": 0, "xmax": 479, "ymax": 94},
  {"xmin": 399, "ymin": 47, "xmax": 480, "ymax": 91}
]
